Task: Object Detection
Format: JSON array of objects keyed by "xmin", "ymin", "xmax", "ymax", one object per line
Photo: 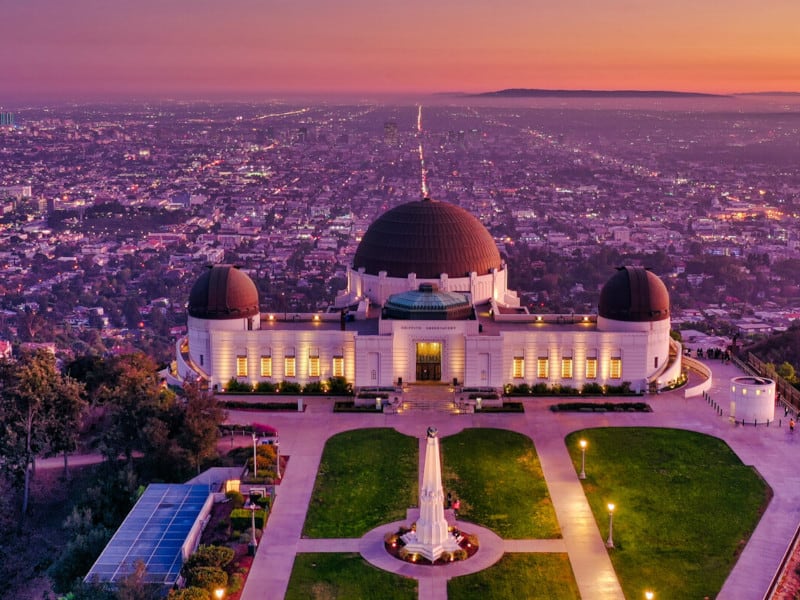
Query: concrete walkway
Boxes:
[{"xmin": 236, "ymin": 360, "xmax": 800, "ymax": 600}]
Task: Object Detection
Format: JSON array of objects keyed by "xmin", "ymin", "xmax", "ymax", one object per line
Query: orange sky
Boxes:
[{"xmin": 1, "ymin": 0, "xmax": 798, "ymax": 100}]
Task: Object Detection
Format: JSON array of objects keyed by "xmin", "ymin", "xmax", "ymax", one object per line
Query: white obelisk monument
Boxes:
[{"xmin": 401, "ymin": 426, "xmax": 460, "ymax": 562}]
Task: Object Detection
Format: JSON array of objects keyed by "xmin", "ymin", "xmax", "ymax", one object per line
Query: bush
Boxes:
[
  {"xmin": 254, "ymin": 381, "xmax": 277, "ymax": 393},
  {"xmin": 225, "ymin": 491, "xmax": 245, "ymax": 509},
  {"xmin": 506, "ymin": 383, "xmax": 531, "ymax": 395},
  {"xmin": 582, "ymin": 382, "xmax": 605, "ymax": 395},
  {"xmin": 184, "ymin": 566, "xmax": 227, "ymax": 592},
  {"xmin": 228, "ymin": 572, "xmax": 245, "ymax": 594},
  {"xmin": 531, "ymin": 382, "xmax": 550, "ymax": 395},
  {"xmin": 168, "ymin": 588, "xmax": 211, "ymax": 600},
  {"xmin": 327, "ymin": 376, "xmax": 353, "ymax": 395},
  {"xmin": 302, "ymin": 381, "xmax": 325, "ymax": 394},
  {"xmin": 225, "ymin": 378, "xmax": 252, "ymax": 393},
  {"xmin": 182, "ymin": 545, "xmax": 235, "ymax": 573},
  {"xmin": 230, "ymin": 508, "xmax": 266, "ymax": 530},
  {"xmin": 279, "ymin": 381, "xmax": 302, "ymax": 394}
]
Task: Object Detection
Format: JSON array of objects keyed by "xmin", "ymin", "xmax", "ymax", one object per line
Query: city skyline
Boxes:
[{"xmin": 1, "ymin": 0, "xmax": 799, "ymax": 102}]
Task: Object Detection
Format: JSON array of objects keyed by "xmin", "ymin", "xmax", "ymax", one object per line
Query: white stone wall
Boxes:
[
  {"xmin": 337, "ymin": 266, "xmax": 516, "ymax": 307},
  {"xmin": 729, "ymin": 377, "xmax": 775, "ymax": 423}
]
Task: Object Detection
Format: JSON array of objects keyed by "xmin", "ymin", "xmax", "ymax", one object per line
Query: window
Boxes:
[
  {"xmin": 512, "ymin": 357, "xmax": 524, "ymax": 379},
  {"xmin": 610, "ymin": 357, "xmax": 622, "ymax": 379},
  {"xmin": 561, "ymin": 357, "xmax": 573, "ymax": 379},
  {"xmin": 585, "ymin": 357, "xmax": 597, "ymax": 379},
  {"xmin": 332, "ymin": 356, "xmax": 344, "ymax": 377},
  {"xmin": 309, "ymin": 355, "xmax": 320, "ymax": 378},
  {"xmin": 284, "ymin": 356, "xmax": 296, "ymax": 378},
  {"xmin": 260, "ymin": 356, "xmax": 272, "ymax": 378},
  {"xmin": 199, "ymin": 354, "xmax": 204, "ymax": 367},
  {"xmin": 537, "ymin": 357, "xmax": 549, "ymax": 379},
  {"xmin": 654, "ymin": 356, "xmax": 659, "ymax": 369},
  {"xmin": 236, "ymin": 356, "xmax": 247, "ymax": 377}
]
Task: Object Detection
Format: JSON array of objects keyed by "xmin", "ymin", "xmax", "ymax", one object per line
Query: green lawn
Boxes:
[
  {"xmin": 286, "ymin": 553, "xmax": 417, "ymax": 600},
  {"xmin": 303, "ymin": 428, "xmax": 418, "ymax": 538},
  {"xmin": 440, "ymin": 428, "xmax": 560, "ymax": 538},
  {"xmin": 567, "ymin": 428, "xmax": 771, "ymax": 599},
  {"xmin": 448, "ymin": 553, "xmax": 579, "ymax": 599}
]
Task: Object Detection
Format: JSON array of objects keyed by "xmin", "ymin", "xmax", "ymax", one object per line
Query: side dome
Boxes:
[
  {"xmin": 188, "ymin": 265, "xmax": 259, "ymax": 319},
  {"xmin": 353, "ymin": 198, "xmax": 502, "ymax": 278},
  {"xmin": 598, "ymin": 266, "xmax": 670, "ymax": 322}
]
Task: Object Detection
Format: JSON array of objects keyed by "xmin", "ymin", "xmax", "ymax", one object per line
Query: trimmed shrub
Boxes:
[
  {"xmin": 254, "ymin": 381, "xmax": 277, "ymax": 393},
  {"xmin": 184, "ymin": 565, "xmax": 227, "ymax": 592},
  {"xmin": 327, "ymin": 376, "xmax": 353, "ymax": 395},
  {"xmin": 279, "ymin": 381, "xmax": 302, "ymax": 394},
  {"xmin": 225, "ymin": 491, "xmax": 245, "ymax": 509},
  {"xmin": 168, "ymin": 587, "xmax": 211, "ymax": 600},
  {"xmin": 182, "ymin": 545, "xmax": 235, "ymax": 573},
  {"xmin": 582, "ymin": 382, "xmax": 605, "ymax": 395},
  {"xmin": 230, "ymin": 508, "xmax": 266, "ymax": 530},
  {"xmin": 302, "ymin": 381, "xmax": 325, "ymax": 394},
  {"xmin": 225, "ymin": 378, "xmax": 252, "ymax": 393}
]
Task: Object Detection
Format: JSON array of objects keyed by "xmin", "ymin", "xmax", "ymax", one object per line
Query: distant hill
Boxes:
[
  {"xmin": 471, "ymin": 88, "xmax": 728, "ymax": 99},
  {"xmin": 736, "ymin": 91, "xmax": 800, "ymax": 97}
]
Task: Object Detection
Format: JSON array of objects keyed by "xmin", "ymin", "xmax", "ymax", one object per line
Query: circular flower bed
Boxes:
[{"xmin": 384, "ymin": 525, "xmax": 479, "ymax": 565}]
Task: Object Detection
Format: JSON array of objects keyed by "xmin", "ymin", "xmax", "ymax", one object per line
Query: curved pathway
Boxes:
[{"xmin": 236, "ymin": 359, "xmax": 800, "ymax": 600}]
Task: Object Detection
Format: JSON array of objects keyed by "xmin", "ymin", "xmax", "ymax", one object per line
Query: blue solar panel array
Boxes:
[{"xmin": 85, "ymin": 484, "xmax": 212, "ymax": 586}]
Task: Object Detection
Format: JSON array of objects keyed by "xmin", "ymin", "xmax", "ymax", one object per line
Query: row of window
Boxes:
[
  {"xmin": 236, "ymin": 355, "xmax": 345, "ymax": 379},
  {"xmin": 512, "ymin": 356, "xmax": 621, "ymax": 380}
]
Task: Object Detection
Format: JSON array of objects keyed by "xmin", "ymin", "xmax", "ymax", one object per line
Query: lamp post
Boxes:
[
  {"xmin": 248, "ymin": 502, "xmax": 258, "ymax": 556},
  {"xmin": 606, "ymin": 503, "xmax": 615, "ymax": 548},
  {"xmin": 579, "ymin": 439, "xmax": 587, "ymax": 479},
  {"xmin": 252, "ymin": 432, "xmax": 258, "ymax": 479},
  {"xmin": 275, "ymin": 440, "xmax": 281, "ymax": 480}
]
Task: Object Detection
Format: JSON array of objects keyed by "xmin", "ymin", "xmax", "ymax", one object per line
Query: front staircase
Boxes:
[{"xmin": 396, "ymin": 384, "xmax": 461, "ymax": 414}]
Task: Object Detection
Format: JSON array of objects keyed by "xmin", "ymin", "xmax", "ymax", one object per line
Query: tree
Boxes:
[
  {"xmin": 44, "ymin": 374, "xmax": 87, "ymax": 479},
  {"xmin": 98, "ymin": 354, "xmax": 163, "ymax": 464},
  {"xmin": 178, "ymin": 382, "xmax": 226, "ymax": 474},
  {"xmin": 0, "ymin": 349, "xmax": 65, "ymax": 515},
  {"xmin": 776, "ymin": 361, "xmax": 798, "ymax": 384}
]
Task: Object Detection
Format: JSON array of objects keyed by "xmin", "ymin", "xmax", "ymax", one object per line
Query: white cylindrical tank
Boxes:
[{"xmin": 729, "ymin": 376, "xmax": 775, "ymax": 423}]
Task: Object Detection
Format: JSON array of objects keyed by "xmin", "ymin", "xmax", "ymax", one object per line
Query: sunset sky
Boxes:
[{"xmin": 2, "ymin": 0, "xmax": 798, "ymax": 101}]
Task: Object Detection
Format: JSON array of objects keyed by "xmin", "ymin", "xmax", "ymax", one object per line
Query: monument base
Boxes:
[{"xmin": 400, "ymin": 530, "xmax": 462, "ymax": 563}]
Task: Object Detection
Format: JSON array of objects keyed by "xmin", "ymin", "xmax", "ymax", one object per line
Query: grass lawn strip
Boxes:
[
  {"xmin": 448, "ymin": 553, "xmax": 579, "ymax": 599},
  {"xmin": 567, "ymin": 428, "xmax": 771, "ymax": 599},
  {"xmin": 303, "ymin": 428, "xmax": 418, "ymax": 538},
  {"xmin": 286, "ymin": 553, "xmax": 417, "ymax": 600},
  {"xmin": 440, "ymin": 428, "xmax": 560, "ymax": 539}
]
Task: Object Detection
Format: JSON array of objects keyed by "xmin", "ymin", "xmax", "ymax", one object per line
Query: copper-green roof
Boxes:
[{"xmin": 383, "ymin": 284, "xmax": 474, "ymax": 320}]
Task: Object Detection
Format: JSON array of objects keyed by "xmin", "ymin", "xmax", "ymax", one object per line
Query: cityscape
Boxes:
[
  {"xmin": 1, "ymin": 97, "xmax": 799, "ymax": 367},
  {"xmin": 2, "ymin": 1, "xmax": 800, "ymax": 599}
]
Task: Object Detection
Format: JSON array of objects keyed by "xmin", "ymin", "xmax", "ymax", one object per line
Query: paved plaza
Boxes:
[{"xmin": 230, "ymin": 359, "xmax": 800, "ymax": 600}]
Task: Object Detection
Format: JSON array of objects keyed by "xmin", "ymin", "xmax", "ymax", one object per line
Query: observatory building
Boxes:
[{"xmin": 176, "ymin": 198, "xmax": 682, "ymax": 393}]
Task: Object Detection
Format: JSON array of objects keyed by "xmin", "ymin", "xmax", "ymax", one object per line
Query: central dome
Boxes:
[{"xmin": 353, "ymin": 198, "xmax": 502, "ymax": 278}]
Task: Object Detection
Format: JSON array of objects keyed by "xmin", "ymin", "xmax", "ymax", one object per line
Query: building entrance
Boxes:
[{"xmin": 416, "ymin": 341, "xmax": 442, "ymax": 381}]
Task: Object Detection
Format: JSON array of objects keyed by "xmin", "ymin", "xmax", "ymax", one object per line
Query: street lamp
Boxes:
[
  {"xmin": 275, "ymin": 440, "xmax": 281, "ymax": 480},
  {"xmin": 644, "ymin": 591, "xmax": 654, "ymax": 600},
  {"xmin": 248, "ymin": 502, "xmax": 259, "ymax": 556},
  {"xmin": 252, "ymin": 432, "xmax": 258, "ymax": 479},
  {"xmin": 214, "ymin": 589, "xmax": 225, "ymax": 600},
  {"xmin": 579, "ymin": 439, "xmax": 587, "ymax": 479},
  {"xmin": 606, "ymin": 503, "xmax": 615, "ymax": 548}
]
